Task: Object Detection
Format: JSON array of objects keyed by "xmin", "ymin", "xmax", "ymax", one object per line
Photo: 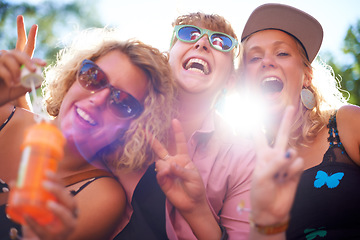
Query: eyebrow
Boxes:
[{"xmin": 246, "ymin": 40, "xmax": 292, "ymax": 53}]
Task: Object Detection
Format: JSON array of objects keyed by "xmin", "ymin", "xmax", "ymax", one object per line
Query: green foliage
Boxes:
[
  {"xmin": 0, "ymin": 0, "xmax": 104, "ymax": 64},
  {"xmin": 326, "ymin": 19, "xmax": 360, "ymax": 106}
]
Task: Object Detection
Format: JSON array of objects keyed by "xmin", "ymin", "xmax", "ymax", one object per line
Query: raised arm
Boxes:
[
  {"xmin": 250, "ymin": 106, "xmax": 303, "ymax": 239},
  {"xmin": 151, "ymin": 119, "xmax": 222, "ymax": 240}
]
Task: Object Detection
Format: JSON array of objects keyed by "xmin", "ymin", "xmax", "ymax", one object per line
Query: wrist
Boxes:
[{"xmin": 249, "ymin": 216, "xmax": 289, "ymax": 235}]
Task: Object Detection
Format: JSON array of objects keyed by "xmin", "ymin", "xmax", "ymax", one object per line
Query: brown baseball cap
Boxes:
[{"xmin": 241, "ymin": 3, "xmax": 323, "ymax": 63}]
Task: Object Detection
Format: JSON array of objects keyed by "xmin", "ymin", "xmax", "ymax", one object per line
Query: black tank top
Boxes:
[
  {"xmin": 113, "ymin": 162, "xmax": 168, "ymax": 240},
  {"xmin": 286, "ymin": 113, "xmax": 360, "ymax": 239}
]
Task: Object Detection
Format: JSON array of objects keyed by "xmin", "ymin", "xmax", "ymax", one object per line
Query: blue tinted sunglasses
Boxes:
[
  {"xmin": 77, "ymin": 59, "xmax": 143, "ymax": 119},
  {"xmin": 171, "ymin": 25, "xmax": 238, "ymax": 52}
]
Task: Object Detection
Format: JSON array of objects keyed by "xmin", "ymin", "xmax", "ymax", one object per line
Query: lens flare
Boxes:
[{"xmin": 218, "ymin": 90, "xmax": 266, "ymax": 136}]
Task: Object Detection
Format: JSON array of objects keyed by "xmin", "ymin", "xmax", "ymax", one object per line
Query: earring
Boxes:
[{"xmin": 300, "ymin": 88, "xmax": 316, "ymax": 110}]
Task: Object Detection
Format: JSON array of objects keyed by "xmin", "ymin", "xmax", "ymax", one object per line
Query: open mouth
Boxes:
[
  {"xmin": 261, "ymin": 77, "xmax": 284, "ymax": 94},
  {"xmin": 76, "ymin": 107, "xmax": 97, "ymax": 126},
  {"xmin": 183, "ymin": 58, "xmax": 210, "ymax": 75}
]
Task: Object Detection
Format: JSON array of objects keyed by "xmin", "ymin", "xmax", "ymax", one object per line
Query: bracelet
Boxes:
[{"xmin": 250, "ymin": 218, "xmax": 289, "ymax": 235}]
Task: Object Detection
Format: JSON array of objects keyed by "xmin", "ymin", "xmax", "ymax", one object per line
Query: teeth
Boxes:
[
  {"xmin": 263, "ymin": 77, "xmax": 280, "ymax": 82},
  {"xmin": 185, "ymin": 58, "xmax": 210, "ymax": 75},
  {"xmin": 76, "ymin": 107, "xmax": 97, "ymax": 126}
]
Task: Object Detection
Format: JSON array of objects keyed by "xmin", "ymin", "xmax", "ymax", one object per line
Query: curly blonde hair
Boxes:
[{"xmin": 42, "ymin": 28, "xmax": 177, "ymax": 171}]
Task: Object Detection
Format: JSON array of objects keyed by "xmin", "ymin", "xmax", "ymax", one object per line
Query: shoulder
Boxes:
[
  {"xmin": 84, "ymin": 176, "xmax": 125, "ymax": 202},
  {"xmin": 336, "ymin": 105, "xmax": 360, "ymax": 164},
  {"xmin": 337, "ymin": 104, "xmax": 360, "ymax": 118},
  {"xmin": 70, "ymin": 177, "xmax": 126, "ymax": 239}
]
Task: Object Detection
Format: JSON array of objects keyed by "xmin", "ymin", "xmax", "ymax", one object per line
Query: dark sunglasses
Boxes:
[
  {"xmin": 171, "ymin": 25, "xmax": 238, "ymax": 52},
  {"xmin": 77, "ymin": 59, "xmax": 143, "ymax": 119}
]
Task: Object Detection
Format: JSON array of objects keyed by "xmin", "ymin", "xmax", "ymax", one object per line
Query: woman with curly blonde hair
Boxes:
[
  {"xmin": 43, "ymin": 28, "xmax": 176, "ymax": 172},
  {"xmin": 0, "ymin": 25, "xmax": 176, "ymax": 240}
]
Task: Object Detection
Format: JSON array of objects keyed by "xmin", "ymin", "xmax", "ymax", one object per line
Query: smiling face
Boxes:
[
  {"xmin": 242, "ymin": 29, "xmax": 309, "ymax": 117},
  {"xmin": 169, "ymin": 23, "xmax": 234, "ymax": 99},
  {"xmin": 58, "ymin": 50, "xmax": 148, "ymax": 159}
]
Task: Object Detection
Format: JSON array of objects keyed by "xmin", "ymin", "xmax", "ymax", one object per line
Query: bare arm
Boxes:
[
  {"xmin": 151, "ymin": 119, "xmax": 222, "ymax": 240},
  {"xmin": 250, "ymin": 106, "xmax": 303, "ymax": 239}
]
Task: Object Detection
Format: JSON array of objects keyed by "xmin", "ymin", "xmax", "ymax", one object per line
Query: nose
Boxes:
[
  {"xmin": 194, "ymin": 35, "xmax": 210, "ymax": 52},
  {"xmin": 88, "ymin": 88, "xmax": 110, "ymax": 108},
  {"xmin": 262, "ymin": 54, "xmax": 276, "ymax": 69}
]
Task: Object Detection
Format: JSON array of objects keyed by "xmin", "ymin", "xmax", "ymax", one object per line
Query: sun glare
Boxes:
[{"xmin": 219, "ymin": 90, "xmax": 266, "ymax": 137}]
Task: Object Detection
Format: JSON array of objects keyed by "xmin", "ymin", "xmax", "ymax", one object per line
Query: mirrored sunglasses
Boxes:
[
  {"xmin": 77, "ymin": 59, "xmax": 143, "ymax": 119},
  {"xmin": 171, "ymin": 25, "xmax": 238, "ymax": 52}
]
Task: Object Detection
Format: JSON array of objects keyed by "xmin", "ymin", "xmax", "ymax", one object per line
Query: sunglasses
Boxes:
[
  {"xmin": 77, "ymin": 59, "xmax": 143, "ymax": 119},
  {"xmin": 171, "ymin": 25, "xmax": 238, "ymax": 52}
]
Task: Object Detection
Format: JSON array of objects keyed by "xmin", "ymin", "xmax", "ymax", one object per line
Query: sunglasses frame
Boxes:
[
  {"xmin": 77, "ymin": 59, "xmax": 144, "ymax": 119},
  {"xmin": 170, "ymin": 25, "xmax": 238, "ymax": 52}
]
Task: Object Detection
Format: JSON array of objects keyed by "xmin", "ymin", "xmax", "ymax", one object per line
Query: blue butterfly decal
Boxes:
[
  {"xmin": 305, "ymin": 227, "xmax": 327, "ymax": 240},
  {"xmin": 314, "ymin": 170, "xmax": 344, "ymax": 189}
]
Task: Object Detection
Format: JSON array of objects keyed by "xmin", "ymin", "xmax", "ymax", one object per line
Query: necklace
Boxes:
[{"xmin": 0, "ymin": 106, "xmax": 16, "ymax": 132}]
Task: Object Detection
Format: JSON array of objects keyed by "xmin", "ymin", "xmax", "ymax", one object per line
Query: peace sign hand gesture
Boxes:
[
  {"xmin": 151, "ymin": 119, "xmax": 222, "ymax": 239},
  {"xmin": 151, "ymin": 119, "xmax": 207, "ymax": 213},
  {"xmin": 250, "ymin": 106, "xmax": 304, "ymax": 226}
]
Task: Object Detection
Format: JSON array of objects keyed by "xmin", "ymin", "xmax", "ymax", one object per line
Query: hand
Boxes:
[
  {"xmin": 22, "ymin": 171, "xmax": 77, "ymax": 240},
  {"xmin": 151, "ymin": 119, "xmax": 208, "ymax": 213},
  {"xmin": 0, "ymin": 15, "xmax": 45, "ymax": 106},
  {"xmin": 250, "ymin": 106, "xmax": 304, "ymax": 225},
  {"xmin": 0, "ymin": 50, "xmax": 45, "ymax": 106}
]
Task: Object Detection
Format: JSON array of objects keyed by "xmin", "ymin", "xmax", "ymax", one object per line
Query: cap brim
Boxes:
[{"xmin": 241, "ymin": 3, "xmax": 323, "ymax": 62}]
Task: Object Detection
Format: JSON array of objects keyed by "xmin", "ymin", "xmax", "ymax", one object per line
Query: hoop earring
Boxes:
[{"xmin": 300, "ymin": 88, "xmax": 315, "ymax": 110}]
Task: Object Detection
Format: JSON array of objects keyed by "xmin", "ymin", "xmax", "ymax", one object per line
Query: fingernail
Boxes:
[{"xmin": 285, "ymin": 151, "xmax": 291, "ymax": 159}]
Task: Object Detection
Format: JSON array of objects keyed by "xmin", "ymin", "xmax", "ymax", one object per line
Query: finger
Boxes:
[
  {"xmin": 32, "ymin": 57, "xmax": 47, "ymax": 67},
  {"xmin": 44, "ymin": 171, "xmax": 77, "ymax": 213},
  {"xmin": 169, "ymin": 161, "xmax": 198, "ymax": 182},
  {"xmin": 273, "ymin": 148, "xmax": 298, "ymax": 183},
  {"xmin": 150, "ymin": 135, "xmax": 170, "ymax": 160},
  {"xmin": 24, "ymin": 24, "xmax": 38, "ymax": 57},
  {"xmin": 172, "ymin": 119, "xmax": 188, "ymax": 155},
  {"xmin": 155, "ymin": 160, "xmax": 172, "ymax": 188},
  {"xmin": 24, "ymin": 215, "xmax": 51, "ymax": 239},
  {"xmin": 4, "ymin": 86, "xmax": 31, "ymax": 105},
  {"xmin": 16, "ymin": 15, "xmax": 27, "ymax": 51},
  {"xmin": 274, "ymin": 105, "xmax": 295, "ymax": 150},
  {"xmin": 286, "ymin": 155, "xmax": 304, "ymax": 181},
  {"xmin": 47, "ymin": 200, "xmax": 77, "ymax": 230}
]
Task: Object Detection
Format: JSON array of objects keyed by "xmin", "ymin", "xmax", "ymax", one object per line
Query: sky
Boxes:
[
  {"xmin": 10, "ymin": 0, "xmax": 360, "ymax": 64},
  {"xmin": 96, "ymin": 0, "xmax": 360, "ymax": 64}
]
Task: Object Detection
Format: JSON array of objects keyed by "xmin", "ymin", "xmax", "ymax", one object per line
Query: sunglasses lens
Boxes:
[
  {"xmin": 78, "ymin": 60, "xmax": 143, "ymax": 119},
  {"xmin": 109, "ymin": 90, "xmax": 142, "ymax": 118},
  {"xmin": 78, "ymin": 61, "xmax": 107, "ymax": 91},
  {"xmin": 178, "ymin": 26, "xmax": 201, "ymax": 42},
  {"xmin": 210, "ymin": 34, "xmax": 233, "ymax": 51}
]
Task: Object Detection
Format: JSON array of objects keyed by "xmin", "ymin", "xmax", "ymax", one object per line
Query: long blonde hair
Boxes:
[{"xmin": 43, "ymin": 28, "xmax": 177, "ymax": 171}]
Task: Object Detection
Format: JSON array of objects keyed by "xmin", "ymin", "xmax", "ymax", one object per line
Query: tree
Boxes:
[
  {"xmin": 0, "ymin": 0, "xmax": 103, "ymax": 63},
  {"xmin": 326, "ymin": 19, "xmax": 360, "ymax": 106}
]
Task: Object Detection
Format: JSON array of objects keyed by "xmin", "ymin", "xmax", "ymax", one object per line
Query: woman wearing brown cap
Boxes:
[{"xmin": 240, "ymin": 3, "xmax": 360, "ymax": 240}]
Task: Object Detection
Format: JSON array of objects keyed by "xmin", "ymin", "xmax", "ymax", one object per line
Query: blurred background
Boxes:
[{"xmin": 1, "ymin": 0, "xmax": 360, "ymax": 105}]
